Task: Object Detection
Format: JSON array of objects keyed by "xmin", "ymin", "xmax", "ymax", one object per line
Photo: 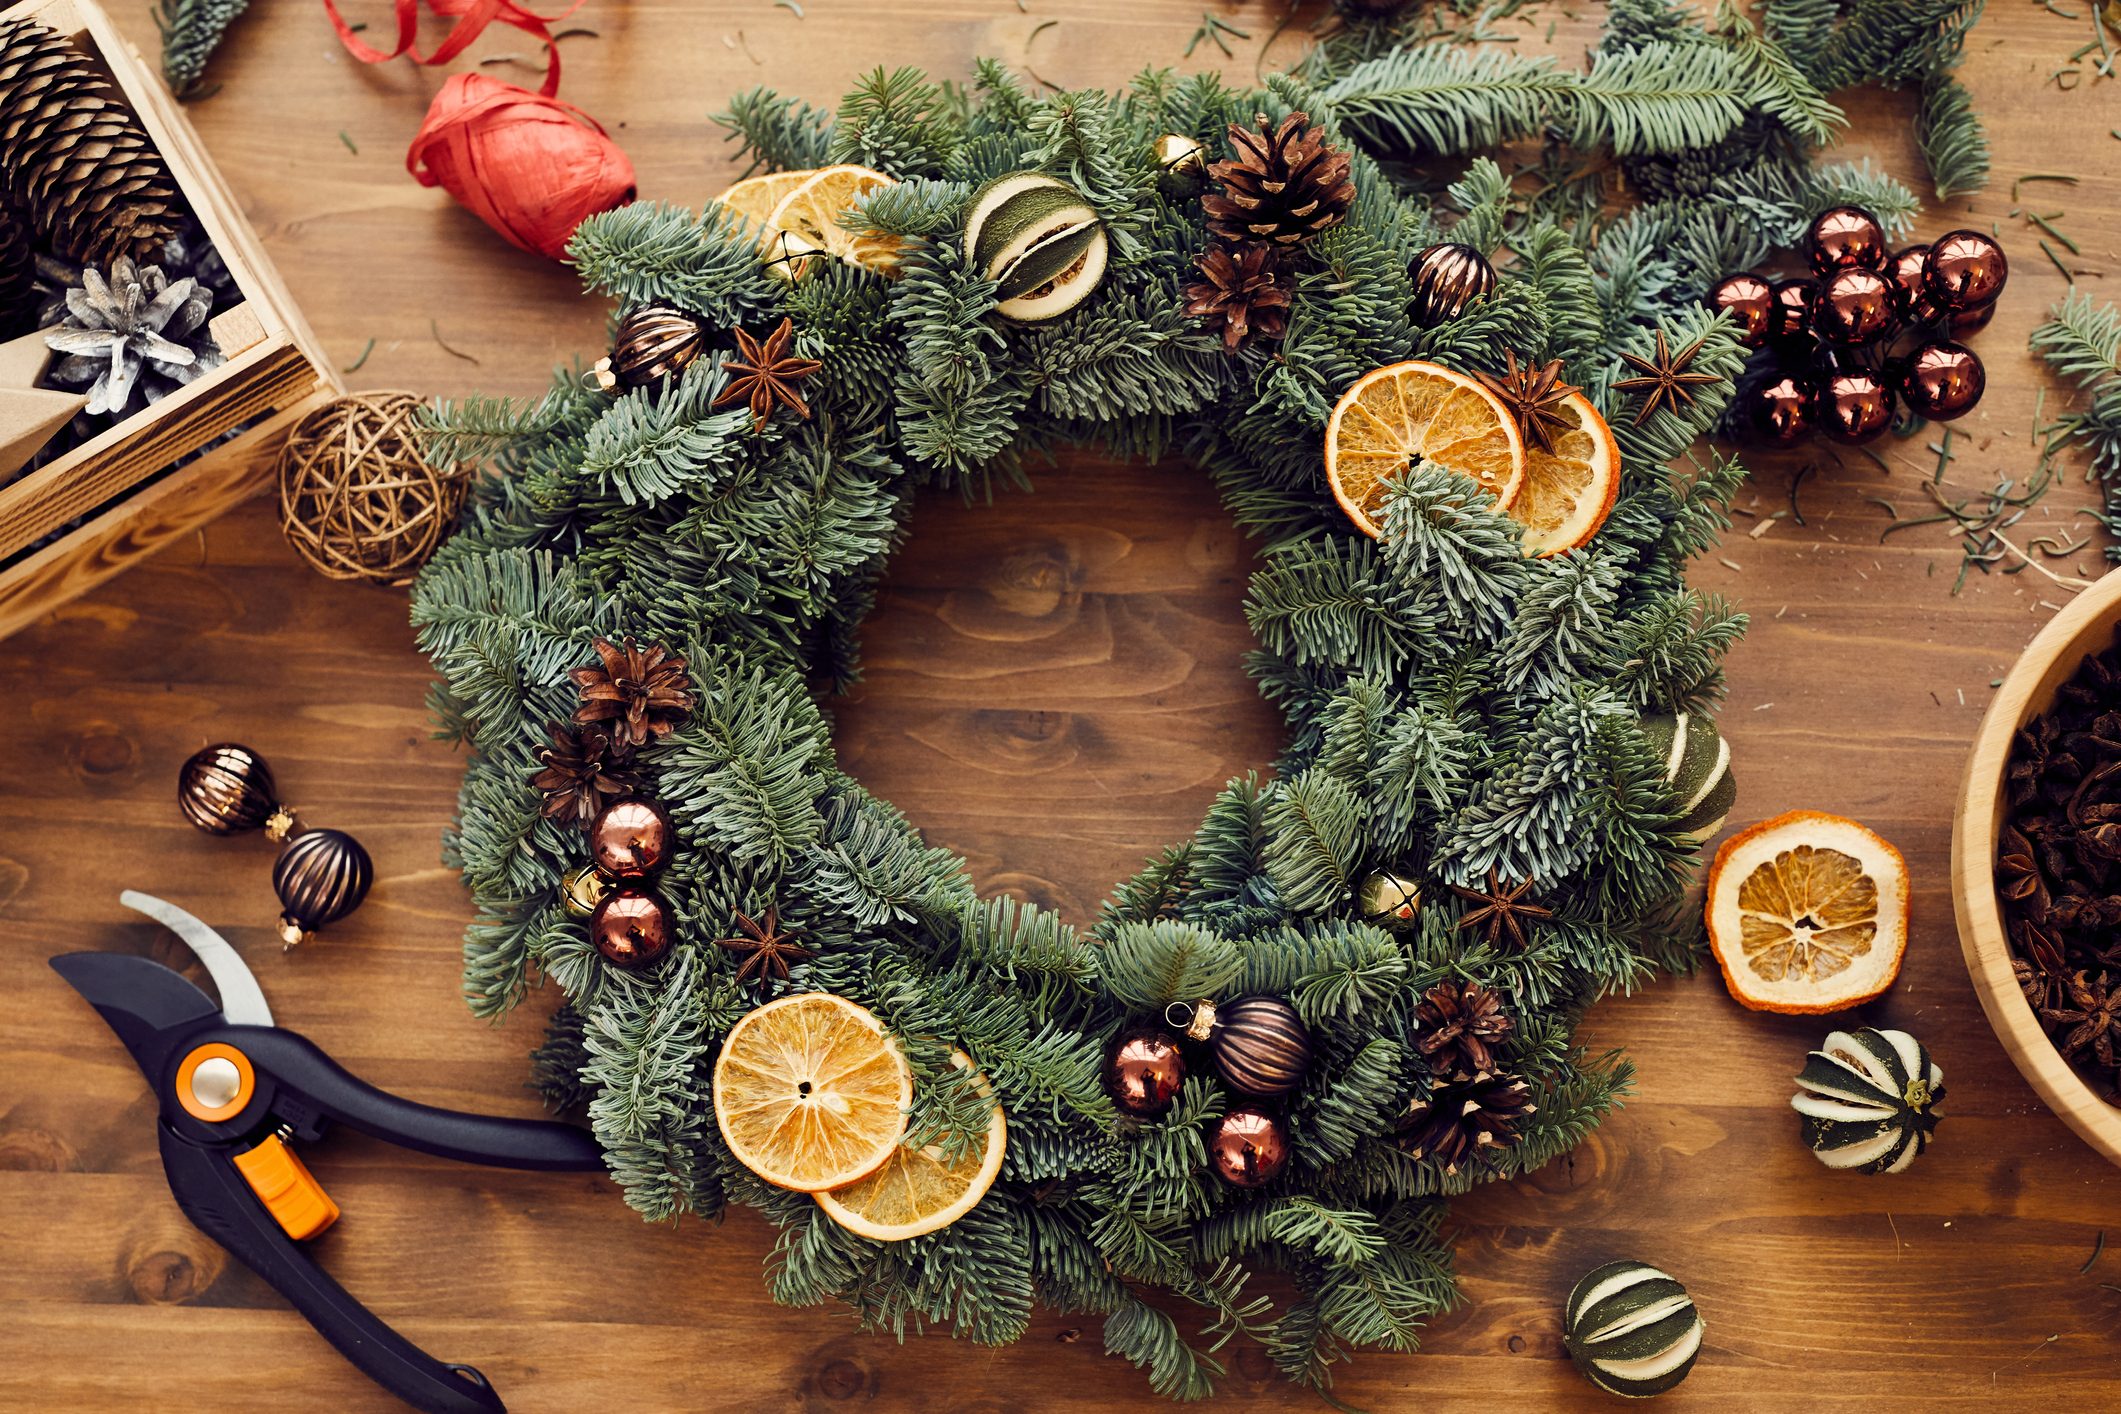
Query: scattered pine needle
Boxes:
[
  {"xmin": 1025, "ymin": 18, "xmax": 1060, "ymax": 89},
  {"xmin": 1185, "ymin": 10, "xmax": 1250, "ymax": 58},
  {"xmin": 431, "ymin": 319, "xmax": 480, "ymax": 365},
  {"xmin": 342, "ymin": 338, "xmax": 375, "ymax": 374},
  {"xmin": 2013, "ymin": 173, "xmax": 2079, "ymax": 200},
  {"xmin": 2082, "ymin": 1231, "xmax": 2106, "ymax": 1274},
  {"xmin": 338, "ymin": 130, "xmax": 357, "ymax": 155},
  {"xmin": 775, "ymin": 0, "xmax": 804, "ymax": 15},
  {"xmin": 1718, "ymin": 557, "xmax": 1743, "ymax": 572}
]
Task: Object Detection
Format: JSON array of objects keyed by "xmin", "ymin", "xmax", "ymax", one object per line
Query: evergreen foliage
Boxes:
[
  {"xmin": 157, "ymin": 0, "xmax": 249, "ymax": 98},
  {"xmin": 410, "ymin": 5, "xmax": 1981, "ymax": 1395},
  {"xmin": 2031, "ymin": 291, "xmax": 2121, "ymax": 556}
]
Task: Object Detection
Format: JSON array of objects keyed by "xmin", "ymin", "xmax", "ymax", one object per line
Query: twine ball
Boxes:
[
  {"xmin": 277, "ymin": 392, "xmax": 464, "ymax": 585},
  {"xmin": 409, "ymin": 74, "xmax": 637, "ymax": 261}
]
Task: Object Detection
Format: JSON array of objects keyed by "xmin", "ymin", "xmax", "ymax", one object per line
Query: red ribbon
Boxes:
[{"xmin": 322, "ymin": 0, "xmax": 587, "ymax": 97}]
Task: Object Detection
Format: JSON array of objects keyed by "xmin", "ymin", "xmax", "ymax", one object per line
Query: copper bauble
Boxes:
[
  {"xmin": 178, "ymin": 743, "xmax": 296, "ymax": 841},
  {"xmin": 1407, "ymin": 242, "xmax": 1496, "ymax": 329},
  {"xmin": 1207, "ymin": 1105, "xmax": 1290, "ymax": 1188},
  {"xmin": 1357, "ymin": 868, "xmax": 1423, "ymax": 932},
  {"xmin": 1104, "ymin": 1025, "xmax": 1187, "ymax": 1118},
  {"xmin": 1814, "ymin": 267, "xmax": 1894, "ymax": 346},
  {"xmin": 1706, "ymin": 272, "xmax": 1774, "ymax": 349},
  {"xmin": 1814, "ymin": 370, "xmax": 1894, "ymax": 446},
  {"xmin": 588, "ymin": 796, "xmax": 674, "ymax": 879},
  {"xmin": 1939, "ymin": 299, "xmax": 1996, "ymax": 337},
  {"xmin": 1895, "ymin": 341, "xmax": 1985, "ymax": 422},
  {"xmin": 1884, "ymin": 245, "xmax": 1930, "ymax": 317},
  {"xmin": 1743, "ymin": 372, "xmax": 1814, "ymax": 447},
  {"xmin": 591, "ymin": 887, "xmax": 673, "ymax": 968},
  {"xmin": 592, "ymin": 303, "xmax": 708, "ymax": 394},
  {"xmin": 272, "ymin": 828, "xmax": 372, "ymax": 948},
  {"xmin": 1922, "ymin": 230, "xmax": 2007, "ymax": 312},
  {"xmin": 1179, "ymin": 996, "xmax": 1311, "ymax": 1097},
  {"xmin": 1768, "ymin": 278, "xmax": 1818, "ymax": 345},
  {"xmin": 560, "ymin": 862, "xmax": 613, "ymax": 919},
  {"xmin": 1804, "ymin": 205, "xmax": 1888, "ymax": 275}
]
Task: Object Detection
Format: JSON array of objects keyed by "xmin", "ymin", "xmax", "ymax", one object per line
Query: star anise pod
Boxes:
[
  {"xmin": 2015, "ymin": 956, "xmax": 2061, "ymax": 1012},
  {"xmin": 1413, "ymin": 980, "xmax": 1513, "ymax": 1074},
  {"xmin": 1997, "ymin": 823, "xmax": 2051, "ymax": 920},
  {"xmin": 1448, "ymin": 868, "xmax": 1553, "ymax": 951},
  {"xmin": 1394, "ymin": 1069, "xmax": 1535, "ymax": 1174},
  {"xmin": 1183, "ymin": 243, "xmax": 1293, "ymax": 352},
  {"xmin": 2040, "ymin": 970, "xmax": 2121, "ymax": 1069},
  {"xmin": 530, "ymin": 722, "xmax": 635, "ymax": 825},
  {"xmin": 1612, "ymin": 327, "xmax": 1722, "ymax": 426},
  {"xmin": 712, "ymin": 315, "xmax": 823, "ymax": 425},
  {"xmin": 570, "ymin": 636, "xmax": 695, "ymax": 748},
  {"xmin": 1474, "ymin": 351, "xmax": 1580, "ymax": 454},
  {"xmin": 713, "ymin": 906, "xmax": 814, "ymax": 990}
]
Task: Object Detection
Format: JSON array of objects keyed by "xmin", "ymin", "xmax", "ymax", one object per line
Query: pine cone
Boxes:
[
  {"xmin": 1395, "ymin": 1069, "xmax": 1535, "ymax": 1174},
  {"xmin": 44, "ymin": 256, "xmax": 222, "ymax": 417},
  {"xmin": 570, "ymin": 636, "xmax": 695, "ymax": 748},
  {"xmin": 1183, "ymin": 243, "xmax": 1292, "ymax": 352},
  {"xmin": 1413, "ymin": 981, "xmax": 1513, "ymax": 1075},
  {"xmin": 0, "ymin": 207, "xmax": 34, "ymax": 339},
  {"xmin": 531, "ymin": 722, "xmax": 636, "ymax": 825},
  {"xmin": 0, "ymin": 18, "xmax": 183, "ymax": 265},
  {"xmin": 1203, "ymin": 112, "xmax": 1355, "ymax": 249}
]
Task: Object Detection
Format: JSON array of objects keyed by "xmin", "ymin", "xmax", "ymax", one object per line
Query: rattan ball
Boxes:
[{"xmin": 276, "ymin": 391, "xmax": 464, "ymax": 585}]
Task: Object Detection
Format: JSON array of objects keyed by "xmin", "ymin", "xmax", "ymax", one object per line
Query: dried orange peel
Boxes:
[
  {"xmin": 1324, "ymin": 359, "xmax": 1526, "ymax": 537},
  {"xmin": 1705, "ymin": 810, "xmax": 1909, "ymax": 1014},
  {"xmin": 712, "ymin": 992, "xmax": 913, "ymax": 1191},
  {"xmin": 1503, "ymin": 390, "xmax": 1621, "ymax": 557},
  {"xmin": 816, "ymin": 1051, "xmax": 1006, "ymax": 1241}
]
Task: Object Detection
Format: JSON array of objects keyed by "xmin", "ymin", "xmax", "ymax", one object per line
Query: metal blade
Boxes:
[
  {"xmin": 50, "ymin": 952, "xmax": 221, "ymax": 1080},
  {"xmin": 118, "ymin": 890, "xmax": 273, "ymax": 1027}
]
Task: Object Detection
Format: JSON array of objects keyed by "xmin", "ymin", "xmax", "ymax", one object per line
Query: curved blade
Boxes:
[
  {"xmin": 119, "ymin": 890, "xmax": 272, "ymax": 1027},
  {"xmin": 50, "ymin": 952, "xmax": 220, "ymax": 1080}
]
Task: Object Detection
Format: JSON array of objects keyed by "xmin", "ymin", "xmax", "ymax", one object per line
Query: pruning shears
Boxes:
[{"xmin": 52, "ymin": 892, "xmax": 606, "ymax": 1414}]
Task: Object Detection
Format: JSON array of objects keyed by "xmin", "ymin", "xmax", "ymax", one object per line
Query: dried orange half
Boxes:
[
  {"xmin": 1324, "ymin": 360, "xmax": 1527, "ymax": 538},
  {"xmin": 712, "ymin": 992, "xmax": 913, "ymax": 1191},
  {"xmin": 816, "ymin": 1051, "xmax": 1006, "ymax": 1242},
  {"xmin": 764, "ymin": 164, "xmax": 905, "ymax": 276},
  {"xmin": 711, "ymin": 169, "xmax": 815, "ymax": 235},
  {"xmin": 1705, "ymin": 811, "xmax": 1909, "ymax": 1014},
  {"xmin": 1505, "ymin": 391, "xmax": 1621, "ymax": 557}
]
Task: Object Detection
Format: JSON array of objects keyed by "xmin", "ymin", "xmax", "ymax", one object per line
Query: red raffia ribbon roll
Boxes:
[{"xmin": 323, "ymin": 0, "xmax": 637, "ymax": 260}]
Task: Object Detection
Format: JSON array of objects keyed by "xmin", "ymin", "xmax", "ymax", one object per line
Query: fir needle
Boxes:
[
  {"xmin": 431, "ymin": 319, "xmax": 481, "ymax": 365},
  {"xmin": 338, "ymin": 130, "xmax": 358, "ymax": 155},
  {"xmin": 342, "ymin": 338, "xmax": 375, "ymax": 374}
]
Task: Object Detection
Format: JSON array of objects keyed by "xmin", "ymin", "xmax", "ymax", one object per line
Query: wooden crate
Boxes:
[{"xmin": 0, "ymin": 0, "xmax": 338, "ymax": 639}]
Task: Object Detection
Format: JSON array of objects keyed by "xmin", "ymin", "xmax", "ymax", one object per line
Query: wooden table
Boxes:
[{"xmin": 3, "ymin": 2, "xmax": 2119, "ymax": 1408}]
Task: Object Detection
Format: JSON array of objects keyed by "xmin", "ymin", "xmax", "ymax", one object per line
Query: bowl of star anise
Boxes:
[{"xmin": 1954, "ymin": 567, "xmax": 2121, "ymax": 1167}]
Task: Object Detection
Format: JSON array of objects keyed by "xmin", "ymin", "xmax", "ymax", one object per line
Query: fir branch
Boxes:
[{"xmin": 1917, "ymin": 76, "xmax": 1990, "ymax": 200}]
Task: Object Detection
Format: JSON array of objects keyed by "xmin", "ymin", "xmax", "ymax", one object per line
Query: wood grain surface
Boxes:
[{"xmin": 3, "ymin": 2, "xmax": 2121, "ymax": 1410}]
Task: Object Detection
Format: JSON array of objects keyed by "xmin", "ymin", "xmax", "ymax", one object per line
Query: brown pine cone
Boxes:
[
  {"xmin": 1202, "ymin": 112, "xmax": 1355, "ymax": 249},
  {"xmin": 0, "ymin": 18, "xmax": 183, "ymax": 265},
  {"xmin": 570, "ymin": 636, "xmax": 695, "ymax": 748},
  {"xmin": 0, "ymin": 207, "xmax": 33, "ymax": 339},
  {"xmin": 1183, "ymin": 243, "xmax": 1292, "ymax": 352},
  {"xmin": 531, "ymin": 722, "xmax": 636, "ymax": 825},
  {"xmin": 1413, "ymin": 981, "xmax": 1512, "ymax": 1075},
  {"xmin": 1395, "ymin": 1069, "xmax": 1535, "ymax": 1174}
]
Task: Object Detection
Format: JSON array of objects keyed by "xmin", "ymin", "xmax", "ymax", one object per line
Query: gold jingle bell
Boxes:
[
  {"xmin": 1358, "ymin": 868, "xmax": 1422, "ymax": 932},
  {"xmin": 560, "ymin": 863, "xmax": 615, "ymax": 920},
  {"xmin": 762, "ymin": 228, "xmax": 823, "ymax": 284},
  {"xmin": 1154, "ymin": 133, "xmax": 1208, "ymax": 198}
]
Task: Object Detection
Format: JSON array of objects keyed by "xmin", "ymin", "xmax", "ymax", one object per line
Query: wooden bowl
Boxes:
[{"xmin": 1952, "ymin": 566, "xmax": 2121, "ymax": 1167}]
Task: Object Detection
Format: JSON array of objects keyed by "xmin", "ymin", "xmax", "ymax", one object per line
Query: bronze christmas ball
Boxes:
[
  {"xmin": 1768, "ymin": 277, "xmax": 1818, "ymax": 346},
  {"xmin": 1744, "ymin": 372, "xmax": 1814, "ymax": 448},
  {"xmin": 1406, "ymin": 242, "xmax": 1496, "ymax": 329},
  {"xmin": 1922, "ymin": 230, "xmax": 2007, "ymax": 312},
  {"xmin": 178, "ymin": 743, "xmax": 295, "ymax": 841},
  {"xmin": 589, "ymin": 796, "xmax": 675, "ymax": 879},
  {"xmin": 1207, "ymin": 1105, "xmax": 1290, "ymax": 1188},
  {"xmin": 1895, "ymin": 341, "xmax": 1985, "ymax": 422},
  {"xmin": 1705, "ymin": 272, "xmax": 1775, "ymax": 349},
  {"xmin": 1357, "ymin": 868, "xmax": 1423, "ymax": 932},
  {"xmin": 1804, "ymin": 205, "xmax": 1888, "ymax": 275},
  {"xmin": 593, "ymin": 303, "xmax": 707, "ymax": 393},
  {"xmin": 1814, "ymin": 369, "xmax": 1894, "ymax": 446},
  {"xmin": 272, "ymin": 828, "xmax": 373, "ymax": 948},
  {"xmin": 1182, "ymin": 996, "xmax": 1311, "ymax": 1097},
  {"xmin": 591, "ymin": 887, "xmax": 674, "ymax": 968},
  {"xmin": 1884, "ymin": 245, "xmax": 1930, "ymax": 318},
  {"xmin": 1104, "ymin": 1025, "xmax": 1187, "ymax": 1118},
  {"xmin": 1936, "ymin": 299, "xmax": 1997, "ymax": 338},
  {"xmin": 559, "ymin": 862, "xmax": 614, "ymax": 919},
  {"xmin": 1813, "ymin": 267, "xmax": 1894, "ymax": 346}
]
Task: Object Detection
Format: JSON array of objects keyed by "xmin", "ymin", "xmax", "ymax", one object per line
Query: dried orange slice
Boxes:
[
  {"xmin": 816, "ymin": 1052, "xmax": 1006, "ymax": 1242},
  {"xmin": 764, "ymin": 164, "xmax": 905, "ymax": 276},
  {"xmin": 1324, "ymin": 360, "xmax": 1526, "ymax": 538},
  {"xmin": 1505, "ymin": 391, "xmax": 1621, "ymax": 556},
  {"xmin": 712, "ymin": 992, "xmax": 912, "ymax": 1191},
  {"xmin": 1705, "ymin": 811, "xmax": 1909, "ymax": 1014},
  {"xmin": 712, "ymin": 169, "xmax": 815, "ymax": 234}
]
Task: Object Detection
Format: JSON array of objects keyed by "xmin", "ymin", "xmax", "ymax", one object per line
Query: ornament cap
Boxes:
[
  {"xmin": 1170, "ymin": 998, "xmax": 1217, "ymax": 1042},
  {"xmin": 278, "ymin": 917, "xmax": 309, "ymax": 950}
]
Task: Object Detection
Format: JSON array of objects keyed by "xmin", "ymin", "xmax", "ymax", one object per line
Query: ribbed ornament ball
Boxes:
[
  {"xmin": 593, "ymin": 304, "xmax": 707, "ymax": 394},
  {"xmin": 1181, "ymin": 996, "xmax": 1311, "ymax": 1097},
  {"xmin": 177, "ymin": 743, "xmax": 295, "ymax": 841},
  {"xmin": 272, "ymin": 829, "xmax": 373, "ymax": 947},
  {"xmin": 1406, "ymin": 242, "xmax": 1495, "ymax": 328}
]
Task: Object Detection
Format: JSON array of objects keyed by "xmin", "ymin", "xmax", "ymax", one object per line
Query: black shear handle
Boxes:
[
  {"xmin": 224, "ymin": 1027, "xmax": 605, "ymax": 1171},
  {"xmin": 159, "ymin": 1124, "xmax": 505, "ymax": 1414}
]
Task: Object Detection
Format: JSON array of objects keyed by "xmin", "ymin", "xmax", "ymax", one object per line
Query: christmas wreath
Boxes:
[{"xmin": 410, "ymin": 2, "xmax": 1967, "ymax": 1396}]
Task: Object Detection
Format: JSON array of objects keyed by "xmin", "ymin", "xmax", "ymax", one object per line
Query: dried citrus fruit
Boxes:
[
  {"xmin": 711, "ymin": 169, "xmax": 815, "ymax": 235},
  {"xmin": 1324, "ymin": 360, "xmax": 1526, "ymax": 538},
  {"xmin": 712, "ymin": 992, "xmax": 912, "ymax": 1191},
  {"xmin": 816, "ymin": 1051, "xmax": 1006, "ymax": 1241},
  {"xmin": 764, "ymin": 164, "xmax": 905, "ymax": 276},
  {"xmin": 1705, "ymin": 810, "xmax": 1909, "ymax": 1014},
  {"xmin": 1503, "ymin": 389, "xmax": 1621, "ymax": 556}
]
